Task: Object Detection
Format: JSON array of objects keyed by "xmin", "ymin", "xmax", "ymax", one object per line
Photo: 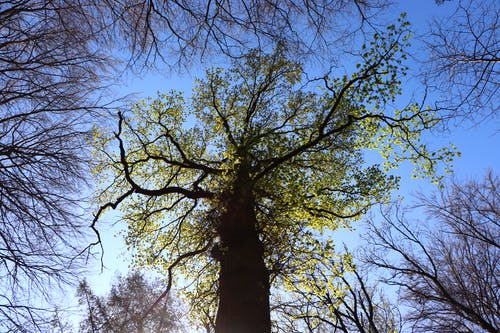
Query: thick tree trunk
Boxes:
[{"xmin": 214, "ymin": 170, "xmax": 271, "ymax": 333}]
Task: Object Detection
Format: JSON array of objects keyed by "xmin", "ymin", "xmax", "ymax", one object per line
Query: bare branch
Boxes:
[{"xmin": 365, "ymin": 172, "xmax": 500, "ymax": 332}]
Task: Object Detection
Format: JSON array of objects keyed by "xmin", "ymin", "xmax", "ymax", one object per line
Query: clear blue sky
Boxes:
[{"xmin": 81, "ymin": 0, "xmax": 498, "ymax": 314}]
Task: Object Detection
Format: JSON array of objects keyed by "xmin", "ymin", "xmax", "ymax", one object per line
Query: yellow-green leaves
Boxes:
[{"xmin": 90, "ymin": 20, "xmax": 458, "ymax": 325}]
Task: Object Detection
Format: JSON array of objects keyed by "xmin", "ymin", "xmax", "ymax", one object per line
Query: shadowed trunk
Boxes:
[{"xmin": 215, "ymin": 168, "xmax": 271, "ymax": 333}]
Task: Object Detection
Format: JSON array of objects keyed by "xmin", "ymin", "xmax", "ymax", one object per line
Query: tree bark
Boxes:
[{"xmin": 215, "ymin": 169, "xmax": 271, "ymax": 333}]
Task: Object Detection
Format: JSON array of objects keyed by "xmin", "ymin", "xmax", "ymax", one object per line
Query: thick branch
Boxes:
[{"xmin": 115, "ymin": 112, "xmax": 214, "ymax": 199}]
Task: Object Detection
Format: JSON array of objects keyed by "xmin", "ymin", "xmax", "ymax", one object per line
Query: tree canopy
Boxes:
[
  {"xmin": 0, "ymin": 1, "xmax": 109, "ymax": 330},
  {"xmin": 92, "ymin": 19, "xmax": 457, "ymax": 331},
  {"xmin": 76, "ymin": 272, "xmax": 183, "ymax": 333},
  {"xmin": 84, "ymin": 0, "xmax": 389, "ymax": 67},
  {"xmin": 1, "ymin": 1, "xmax": 497, "ymax": 332}
]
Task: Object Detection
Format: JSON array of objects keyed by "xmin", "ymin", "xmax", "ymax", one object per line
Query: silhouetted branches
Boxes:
[
  {"xmin": 0, "ymin": 1, "xmax": 111, "ymax": 330},
  {"xmin": 366, "ymin": 171, "xmax": 499, "ymax": 333},
  {"xmin": 426, "ymin": 0, "xmax": 499, "ymax": 122},
  {"xmin": 89, "ymin": 0, "xmax": 390, "ymax": 68}
]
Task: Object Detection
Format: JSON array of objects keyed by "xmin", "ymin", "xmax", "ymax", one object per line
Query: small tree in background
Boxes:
[{"xmin": 77, "ymin": 272, "xmax": 183, "ymax": 333}]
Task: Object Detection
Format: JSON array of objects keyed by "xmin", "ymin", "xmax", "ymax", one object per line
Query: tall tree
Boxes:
[
  {"xmin": 92, "ymin": 19, "xmax": 456, "ymax": 332},
  {"xmin": 365, "ymin": 171, "xmax": 499, "ymax": 333},
  {"xmin": 274, "ymin": 253, "xmax": 402, "ymax": 333}
]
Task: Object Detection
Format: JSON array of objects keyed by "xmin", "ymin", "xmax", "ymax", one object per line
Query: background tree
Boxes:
[
  {"xmin": 0, "ymin": 0, "xmax": 394, "ymax": 330},
  {"xmin": 75, "ymin": 271, "xmax": 183, "ymax": 333},
  {"xmin": 0, "ymin": 1, "xmax": 112, "ymax": 331},
  {"xmin": 365, "ymin": 171, "xmax": 499, "ymax": 333},
  {"xmin": 50, "ymin": 308, "xmax": 74, "ymax": 333},
  {"xmin": 92, "ymin": 19, "xmax": 457, "ymax": 332},
  {"xmin": 425, "ymin": 0, "xmax": 499, "ymax": 121}
]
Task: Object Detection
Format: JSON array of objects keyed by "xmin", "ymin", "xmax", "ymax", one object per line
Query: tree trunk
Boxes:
[{"xmin": 214, "ymin": 170, "xmax": 271, "ymax": 333}]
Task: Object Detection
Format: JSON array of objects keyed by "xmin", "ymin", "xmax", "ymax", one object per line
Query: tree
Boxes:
[
  {"xmin": 91, "ymin": 19, "xmax": 457, "ymax": 332},
  {"xmin": 0, "ymin": 1, "xmax": 112, "ymax": 331},
  {"xmin": 365, "ymin": 171, "xmax": 499, "ymax": 333},
  {"xmin": 425, "ymin": 0, "xmax": 499, "ymax": 121},
  {"xmin": 75, "ymin": 271, "xmax": 183, "ymax": 333}
]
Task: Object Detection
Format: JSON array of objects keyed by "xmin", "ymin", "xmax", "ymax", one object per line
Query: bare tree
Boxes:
[
  {"xmin": 90, "ymin": 0, "xmax": 390, "ymax": 68},
  {"xmin": 366, "ymin": 172, "xmax": 499, "ymax": 333},
  {"xmin": 93, "ymin": 0, "xmax": 498, "ymax": 121},
  {"xmin": 0, "ymin": 1, "xmax": 110, "ymax": 331},
  {"xmin": 425, "ymin": 0, "xmax": 499, "ymax": 121}
]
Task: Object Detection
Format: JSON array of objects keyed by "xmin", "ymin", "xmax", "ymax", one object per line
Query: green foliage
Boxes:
[{"xmin": 91, "ymin": 19, "xmax": 457, "ymax": 325}]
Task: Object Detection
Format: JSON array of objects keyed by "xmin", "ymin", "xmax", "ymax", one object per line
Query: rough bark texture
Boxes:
[{"xmin": 215, "ymin": 167, "xmax": 271, "ymax": 333}]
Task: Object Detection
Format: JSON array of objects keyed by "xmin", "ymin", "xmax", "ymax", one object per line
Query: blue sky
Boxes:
[{"xmin": 81, "ymin": 0, "xmax": 498, "ymax": 319}]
